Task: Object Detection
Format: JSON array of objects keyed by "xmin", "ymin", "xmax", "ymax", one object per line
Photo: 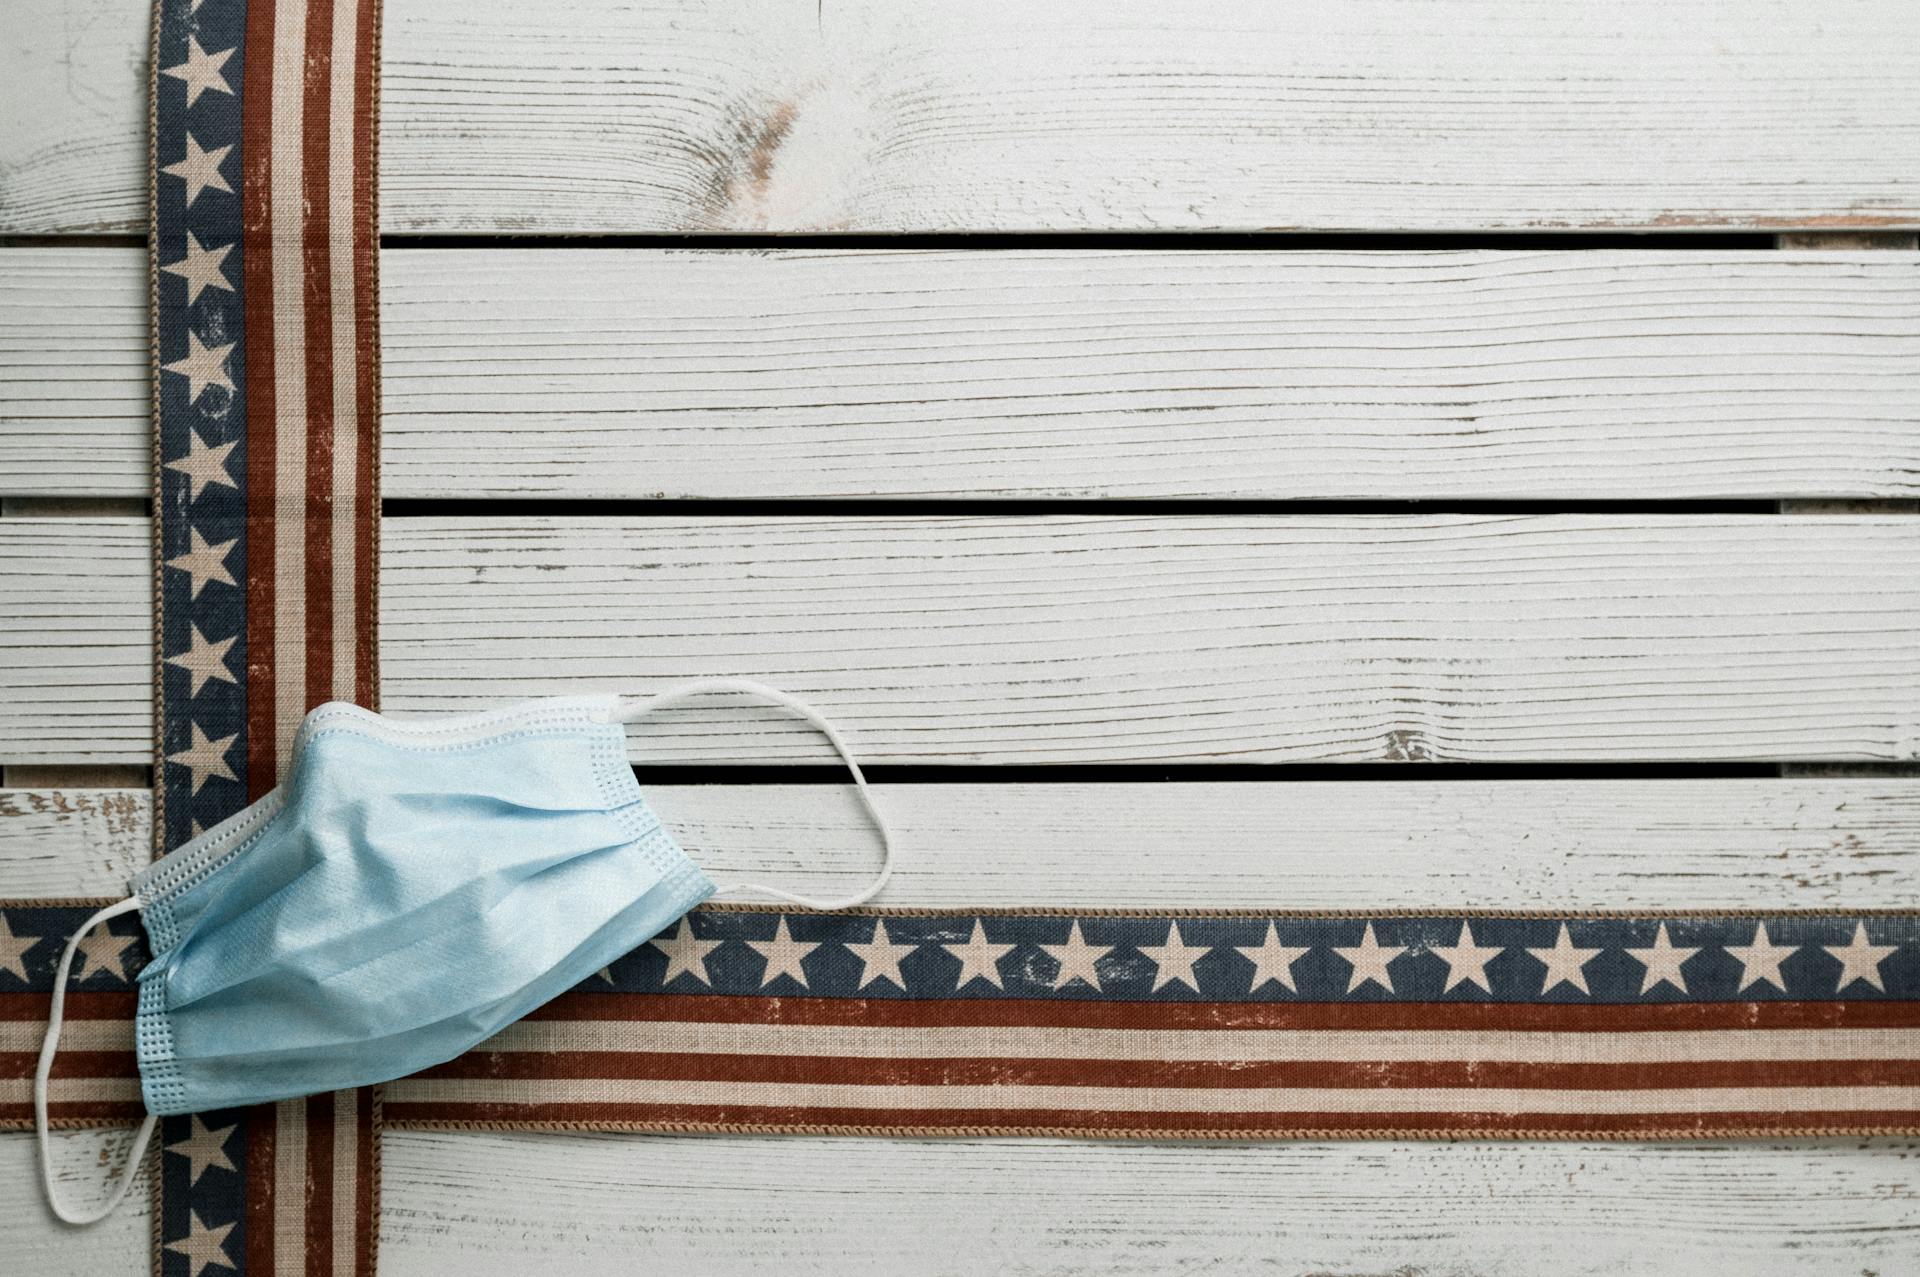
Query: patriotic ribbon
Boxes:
[
  {"xmin": 6, "ymin": 907, "xmax": 1917, "ymax": 1145},
  {"xmin": 148, "ymin": 0, "xmax": 381, "ymax": 1268}
]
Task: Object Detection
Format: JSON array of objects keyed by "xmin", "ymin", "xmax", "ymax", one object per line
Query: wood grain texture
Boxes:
[
  {"xmin": 370, "ymin": 1132, "xmax": 1920, "ymax": 1277},
  {"xmin": 2, "ymin": 1129, "xmax": 1912, "ymax": 1276},
  {"xmin": 7, "ymin": 247, "xmax": 1919, "ymax": 500},
  {"xmin": 6, "ymin": 1, "xmax": 1916, "ymax": 1265},
  {"xmin": 0, "ymin": 1131, "xmax": 151, "ymax": 1276},
  {"xmin": 7, "ymin": 779, "xmax": 1919, "ymax": 906},
  {"xmin": 0, "ymin": 790, "xmax": 149, "ymax": 896},
  {"xmin": 0, "ymin": 250, "xmax": 148, "ymax": 498},
  {"xmin": 7, "ymin": 0, "xmax": 1920, "ymax": 234},
  {"xmin": 6, "ymin": 515, "xmax": 1920, "ymax": 765},
  {"xmin": 0, "ymin": 519, "xmax": 150, "ymax": 764}
]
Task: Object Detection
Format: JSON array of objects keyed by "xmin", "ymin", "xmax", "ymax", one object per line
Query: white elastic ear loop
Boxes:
[
  {"xmin": 613, "ymin": 678, "xmax": 894, "ymax": 911},
  {"xmin": 35, "ymin": 896, "xmax": 157, "ymax": 1225}
]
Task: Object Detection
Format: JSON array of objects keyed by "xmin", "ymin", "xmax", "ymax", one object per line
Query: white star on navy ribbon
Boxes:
[
  {"xmin": 0, "ymin": 914, "xmax": 41, "ymax": 982},
  {"xmin": 1334, "ymin": 923, "xmax": 1406, "ymax": 994},
  {"xmin": 1526, "ymin": 923, "xmax": 1601, "ymax": 996},
  {"xmin": 165, "ymin": 1115, "xmax": 239, "ymax": 1186},
  {"xmin": 161, "ymin": 232, "xmax": 236, "ymax": 307},
  {"xmin": 1138, "ymin": 922, "xmax": 1210, "ymax": 993},
  {"xmin": 166, "ymin": 624, "xmax": 239, "ymax": 697},
  {"xmin": 1724, "ymin": 922, "xmax": 1798, "ymax": 992},
  {"xmin": 844, "ymin": 919, "xmax": 919, "ymax": 990},
  {"xmin": 649, "ymin": 919, "xmax": 723, "ymax": 987},
  {"xmin": 74, "ymin": 926, "xmax": 139, "ymax": 983},
  {"xmin": 1824, "ymin": 922, "xmax": 1898, "ymax": 992},
  {"xmin": 1235, "ymin": 923, "xmax": 1309, "ymax": 993},
  {"xmin": 160, "ymin": 36, "xmax": 235, "ymax": 108},
  {"xmin": 161, "ymin": 134, "xmax": 234, "ymax": 208},
  {"xmin": 1040, "ymin": 920, "xmax": 1113, "ymax": 991},
  {"xmin": 161, "ymin": 330, "xmax": 236, "ymax": 404},
  {"xmin": 746, "ymin": 917, "xmax": 818, "ymax": 989},
  {"xmin": 167, "ymin": 723, "xmax": 239, "ymax": 796},
  {"xmin": 164, "ymin": 1210, "xmax": 236, "ymax": 1277},
  {"xmin": 944, "ymin": 919, "xmax": 1015, "ymax": 990},
  {"xmin": 1626, "ymin": 923, "xmax": 1700, "ymax": 994},
  {"xmin": 1431, "ymin": 921, "xmax": 1504, "ymax": 993},
  {"xmin": 165, "ymin": 528, "xmax": 239, "ymax": 598},
  {"xmin": 164, "ymin": 427, "xmax": 240, "ymax": 502}
]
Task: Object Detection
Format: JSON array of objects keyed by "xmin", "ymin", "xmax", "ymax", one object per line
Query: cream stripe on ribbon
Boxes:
[
  {"xmin": 384, "ymin": 1077, "xmax": 1920, "ymax": 1116},
  {"xmin": 273, "ymin": 1097, "xmax": 307, "ymax": 1274},
  {"xmin": 470, "ymin": 1020, "xmax": 1920, "ymax": 1065},
  {"xmin": 326, "ymin": 0, "xmax": 360, "ymax": 707},
  {"xmin": 268, "ymin": 0, "xmax": 309, "ymax": 769}
]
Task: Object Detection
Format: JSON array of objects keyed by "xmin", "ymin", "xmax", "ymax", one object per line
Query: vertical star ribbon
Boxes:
[{"xmin": 151, "ymin": 0, "xmax": 382, "ymax": 1269}]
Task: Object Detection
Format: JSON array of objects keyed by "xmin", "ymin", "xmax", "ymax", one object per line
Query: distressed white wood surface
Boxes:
[
  {"xmin": 0, "ymin": 1132, "xmax": 152, "ymax": 1277},
  {"xmin": 0, "ymin": 519, "xmax": 149, "ymax": 762},
  {"xmin": 378, "ymin": 1131, "xmax": 1920, "ymax": 1277},
  {"xmin": 6, "ymin": 2, "xmax": 1918, "ymax": 1262},
  {"xmin": 6, "ymin": 247, "xmax": 1919, "ymax": 500},
  {"xmin": 8, "ymin": 515, "xmax": 1920, "ymax": 765},
  {"xmin": 2, "ymin": 1125, "xmax": 1911, "ymax": 1277},
  {"xmin": 7, "ymin": 0, "xmax": 1920, "ymax": 235},
  {"xmin": 0, "ymin": 790, "xmax": 149, "ymax": 895},
  {"xmin": 7, "ymin": 779, "xmax": 1919, "ymax": 905}
]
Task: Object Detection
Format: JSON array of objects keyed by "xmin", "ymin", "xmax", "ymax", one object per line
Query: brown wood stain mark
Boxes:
[
  {"xmin": 1643, "ymin": 211, "xmax": 1920, "ymax": 230},
  {"xmin": 694, "ymin": 98, "xmax": 799, "ymax": 228}
]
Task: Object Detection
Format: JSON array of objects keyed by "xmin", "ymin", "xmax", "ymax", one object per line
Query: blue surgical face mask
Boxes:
[{"xmin": 34, "ymin": 679, "xmax": 893, "ymax": 1223}]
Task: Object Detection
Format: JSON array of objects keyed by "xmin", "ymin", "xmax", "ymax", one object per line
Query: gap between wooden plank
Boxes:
[
  {"xmin": 2, "ymin": 231, "xmax": 1795, "ymax": 251},
  {"xmin": 13, "ymin": 498, "xmax": 1920, "ymax": 521},
  {"xmin": 1777, "ymin": 232, "xmax": 1920, "ymax": 251},
  {"xmin": 0, "ymin": 498, "xmax": 148, "ymax": 518},
  {"xmin": 0, "ymin": 766, "xmax": 148, "ymax": 789}
]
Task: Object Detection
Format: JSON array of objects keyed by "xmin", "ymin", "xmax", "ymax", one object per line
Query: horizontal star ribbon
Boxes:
[{"xmin": 8, "ymin": 905, "xmax": 1916, "ymax": 1141}]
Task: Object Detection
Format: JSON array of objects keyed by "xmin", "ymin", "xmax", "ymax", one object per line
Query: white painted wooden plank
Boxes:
[
  {"xmin": 7, "ymin": 779, "xmax": 1918, "ymax": 906},
  {"xmin": 0, "ymin": 519, "xmax": 150, "ymax": 764},
  {"xmin": 0, "ymin": 249, "xmax": 148, "ymax": 498},
  {"xmin": 368, "ymin": 1132, "xmax": 1920, "ymax": 1277},
  {"xmin": 0, "ymin": 0, "xmax": 147, "ymax": 235},
  {"xmin": 6, "ymin": 515, "xmax": 1920, "ymax": 765},
  {"xmin": 7, "ymin": 0, "xmax": 1920, "ymax": 235},
  {"xmin": 7, "ymin": 247, "xmax": 1919, "ymax": 500},
  {"xmin": 272, "ymin": 514, "xmax": 1920, "ymax": 765},
  {"xmin": 0, "ymin": 790, "xmax": 149, "ymax": 896},
  {"xmin": 0, "ymin": 1132, "xmax": 151, "ymax": 1277},
  {"xmin": 3, "ymin": 1128, "xmax": 1912, "ymax": 1276}
]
